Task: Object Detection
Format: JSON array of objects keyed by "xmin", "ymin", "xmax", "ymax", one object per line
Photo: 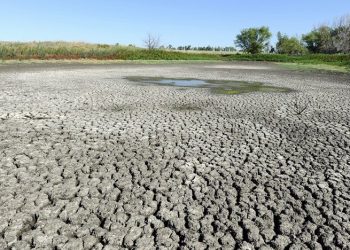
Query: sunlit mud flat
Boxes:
[{"xmin": 0, "ymin": 62, "xmax": 349, "ymax": 249}]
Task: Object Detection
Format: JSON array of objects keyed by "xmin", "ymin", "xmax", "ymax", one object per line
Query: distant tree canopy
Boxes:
[
  {"xmin": 234, "ymin": 15, "xmax": 349, "ymax": 55},
  {"xmin": 276, "ymin": 32, "xmax": 306, "ymax": 55},
  {"xmin": 302, "ymin": 26, "xmax": 335, "ymax": 53},
  {"xmin": 154, "ymin": 14, "xmax": 349, "ymax": 55},
  {"xmin": 235, "ymin": 26, "xmax": 272, "ymax": 54},
  {"xmin": 331, "ymin": 15, "xmax": 350, "ymax": 53},
  {"xmin": 174, "ymin": 45, "xmax": 236, "ymax": 52},
  {"xmin": 301, "ymin": 16, "xmax": 350, "ymax": 54}
]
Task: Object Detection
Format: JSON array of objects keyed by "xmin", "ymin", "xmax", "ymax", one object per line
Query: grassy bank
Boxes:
[
  {"xmin": 276, "ymin": 63, "xmax": 349, "ymax": 73},
  {"xmin": 224, "ymin": 53, "xmax": 350, "ymax": 72},
  {"xmin": 0, "ymin": 42, "xmax": 221, "ymax": 60},
  {"xmin": 1, "ymin": 42, "xmax": 349, "ymax": 71},
  {"xmin": 224, "ymin": 53, "xmax": 350, "ymax": 68}
]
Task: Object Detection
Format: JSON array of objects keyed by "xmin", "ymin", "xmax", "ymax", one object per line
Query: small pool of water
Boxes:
[
  {"xmin": 125, "ymin": 76, "xmax": 293, "ymax": 95},
  {"xmin": 156, "ymin": 79, "xmax": 206, "ymax": 87}
]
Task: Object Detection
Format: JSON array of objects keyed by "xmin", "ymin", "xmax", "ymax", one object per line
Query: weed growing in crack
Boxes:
[{"xmin": 291, "ymin": 97, "xmax": 310, "ymax": 115}]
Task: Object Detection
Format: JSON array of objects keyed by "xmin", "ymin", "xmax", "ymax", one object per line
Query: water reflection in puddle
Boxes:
[
  {"xmin": 125, "ymin": 76, "xmax": 293, "ymax": 95},
  {"xmin": 156, "ymin": 79, "xmax": 206, "ymax": 87}
]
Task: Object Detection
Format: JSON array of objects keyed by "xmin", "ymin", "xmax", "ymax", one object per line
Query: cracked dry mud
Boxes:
[{"xmin": 0, "ymin": 62, "xmax": 349, "ymax": 249}]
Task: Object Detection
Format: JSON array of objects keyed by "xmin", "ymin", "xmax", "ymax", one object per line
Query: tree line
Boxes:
[
  {"xmin": 144, "ymin": 14, "xmax": 349, "ymax": 55},
  {"xmin": 235, "ymin": 14, "xmax": 350, "ymax": 54},
  {"xmin": 165, "ymin": 45, "xmax": 236, "ymax": 52}
]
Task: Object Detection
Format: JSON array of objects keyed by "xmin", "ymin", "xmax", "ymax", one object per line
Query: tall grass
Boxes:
[
  {"xmin": 0, "ymin": 41, "xmax": 220, "ymax": 60},
  {"xmin": 0, "ymin": 42, "xmax": 349, "ymax": 69}
]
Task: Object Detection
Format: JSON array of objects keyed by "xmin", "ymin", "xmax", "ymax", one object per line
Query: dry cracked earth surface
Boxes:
[{"xmin": 0, "ymin": 62, "xmax": 349, "ymax": 250}]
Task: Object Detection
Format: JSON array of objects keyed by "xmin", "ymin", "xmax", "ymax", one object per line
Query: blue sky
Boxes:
[{"xmin": 1, "ymin": 0, "xmax": 349, "ymax": 47}]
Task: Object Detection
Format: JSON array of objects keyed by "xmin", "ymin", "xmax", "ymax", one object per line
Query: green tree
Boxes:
[
  {"xmin": 276, "ymin": 32, "xmax": 306, "ymax": 55},
  {"xmin": 302, "ymin": 26, "xmax": 335, "ymax": 53},
  {"xmin": 332, "ymin": 15, "xmax": 350, "ymax": 53},
  {"xmin": 235, "ymin": 26, "xmax": 272, "ymax": 54}
]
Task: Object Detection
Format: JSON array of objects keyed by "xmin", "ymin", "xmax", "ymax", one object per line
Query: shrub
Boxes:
[{"xmin": 276, "ymin": 32, "xmax": 306, "ymax": 55}]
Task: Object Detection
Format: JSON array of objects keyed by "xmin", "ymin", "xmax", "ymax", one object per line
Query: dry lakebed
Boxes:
[{"xmin": 0, "ymin": 62, "xmax": 349, "ymax": 249}]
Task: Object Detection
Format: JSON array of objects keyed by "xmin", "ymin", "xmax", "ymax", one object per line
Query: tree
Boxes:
[
  {"xmin": 302, "ymin": 26, "xmax": 335, "ymax": 53},
  {"xmin": 235, "ymin": 26, "xmax": 272, "ymax": 54},
  {"xmin": 167, "ymin": 44, "xmax": 174, "ymax": 50},
  {"xmin": 143, "ymin": 33, "xmax": 160, "ymax": 50},
  {"xmin": 332, "ymin": 15, "xmax": 350, "ymax": 53},
  {"xmin": 276, "ymin": 32, "xmax": 306, "ymax": 55},
  {"xmin": 298, "ymin": 14, "xmax": 350, "ymax": 54}
]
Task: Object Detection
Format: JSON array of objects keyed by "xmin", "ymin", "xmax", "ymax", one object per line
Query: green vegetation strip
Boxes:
[
  {"xmin": 276, "ymin": 62, "xmax": 349, "ymax": 73},
  {"xmin": 0, "ymin": 42, "xmax": 349, "ymax": 72}
]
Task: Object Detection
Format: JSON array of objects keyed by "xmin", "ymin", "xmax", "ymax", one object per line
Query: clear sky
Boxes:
[{"xmin": 1, "ymin": 0, "xmax": 349, "ymax": 47}]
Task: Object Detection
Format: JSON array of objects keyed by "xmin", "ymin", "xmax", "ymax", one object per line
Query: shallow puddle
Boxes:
[
  {"xmin": 156, "ymin": 79, "xmax": 206, "ymax": 87},
  {"xmin": 125, "ymin": 76, "xmax": 292, "ymax": 95}
]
